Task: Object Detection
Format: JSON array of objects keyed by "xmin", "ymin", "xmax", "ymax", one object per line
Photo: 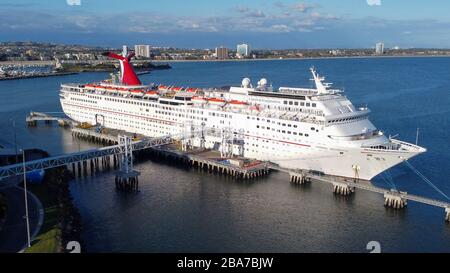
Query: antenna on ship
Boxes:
[{"xmin": 310, "ymin": 66, "xmax": 328, "ymax": 94}]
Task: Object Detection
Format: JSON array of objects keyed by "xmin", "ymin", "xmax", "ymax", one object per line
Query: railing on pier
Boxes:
[
  {"xmin": 26, "ymin": 111, "xmax": 74, "ymax": 126},
  {"xmin": 0, "ymin": 129, "xmax": 204, "ymax": 181},
  {"xmin": 270, "ymin": 164, "xmax": 450, "ymax": 210}
]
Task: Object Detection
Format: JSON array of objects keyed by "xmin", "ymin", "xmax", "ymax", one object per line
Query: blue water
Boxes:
[{"xmin": 0, "ymin": 57, "xmax": 449, "ymax": 252}]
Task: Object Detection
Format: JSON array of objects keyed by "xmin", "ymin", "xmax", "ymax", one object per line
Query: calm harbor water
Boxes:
[{"xmin": 0, "ymin": 57, "xmax": 449, "ymax": 252}]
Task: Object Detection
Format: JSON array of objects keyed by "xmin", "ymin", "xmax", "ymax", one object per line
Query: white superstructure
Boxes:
[{"xmin": 59, "ymin": 55, "xmax": 426, "ymax": 181}]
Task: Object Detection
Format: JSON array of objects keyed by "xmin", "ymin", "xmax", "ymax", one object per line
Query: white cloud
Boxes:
[
  {"xmin": 235, "ymin": 6, "xmax": 266, "ymax": 18},
  {"xmin": 247, "ymin": 9, "xmax": 266, "ymax": 18},
  {"xmin": 367, "ymin": 0, "xmax": 381, "ymax": 6},
  {"xmin": 273, "ymin": 2, "xmax": 285, "ymax": 9},
  {"xmin": 0, "ymin": 4, "xmax": 339, "ymax": 35},
  {"xmin": 235, "ymin": 6, "xmax": 250, "ymax": 14},
  {"xmin": 66, "ymin": 0, "xmax": 81, "ymax": 6},
  {"xmin": 269, "ymin": 24, "xmax": 292, "ymax": 33},
  {"xmin": 292, "ymin": 3, "xmax": 315, "ymax": 13}
]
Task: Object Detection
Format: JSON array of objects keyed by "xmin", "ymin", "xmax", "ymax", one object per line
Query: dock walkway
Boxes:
[
  {"xmin": 270, "ymin": 164, "xmax": 450, "ymax": 220},
  {"xmin": 26, "ymin": 112, "xmax": 74, "ymax": 127},
  {"xmin": 2, "ymin": 113, "xmax": 449, "ymax": 222}
]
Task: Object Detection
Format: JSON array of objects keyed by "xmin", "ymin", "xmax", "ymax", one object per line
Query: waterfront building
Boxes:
[
  {"xmin": 122, "ymin": 45, "xmax": 128, "ymax": 57},
  {"xmin": 375, "ymin": 42, "xmax": 384, "ymax": 54},
  {"xmin": 237, "ymin": 44, "xmax": 251, "ymax": 58},
  {"xmin": 215, "ymin": 46, "xmax": 229, "ymax": 60},
  {"xmin": 135, "ymin": 45, "xmax": 151, "ymax": 58}
]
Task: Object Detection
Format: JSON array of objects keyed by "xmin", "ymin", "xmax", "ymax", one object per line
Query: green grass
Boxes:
[
  {"xmin": 25, "ymin": 227, "xmax": 60, "ymax": 253},
  {"xmin": 24, "ymin": 183, "xmax": 61, "ymax": 253}
]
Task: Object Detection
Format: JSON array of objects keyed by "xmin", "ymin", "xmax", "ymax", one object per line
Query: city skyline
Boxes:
[{"xmin": 0, "ymin": 1, "xmax": 450, "ymax": 49}]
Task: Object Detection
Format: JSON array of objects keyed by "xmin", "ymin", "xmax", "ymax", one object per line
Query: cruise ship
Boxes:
[{"xmin": 59, "ymin": 51, "xmax": 426, "ymax": 181}]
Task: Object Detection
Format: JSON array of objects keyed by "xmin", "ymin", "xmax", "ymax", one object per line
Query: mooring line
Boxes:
[{"xmin": 404, "ymin": 160, "xmax": 450, "ymax": 201}]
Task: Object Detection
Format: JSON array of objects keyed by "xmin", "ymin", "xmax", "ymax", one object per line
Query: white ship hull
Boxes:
[
  {"xmin": 267, "ymin": 144, "xmax": 419, "ymax": 180},
  {"xmin": 60, "ymin": 62, "xmax": 425, "ymax": 181}
]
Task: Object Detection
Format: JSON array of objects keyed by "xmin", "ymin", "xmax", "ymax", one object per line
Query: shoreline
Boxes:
[
  {"xmin": 1, "ymin": 54, "xmax": 450, "ymax": 66},
  {"xmin": 0, "ymin": 71, "xmax": 79, "ymax": 81},
  {"xmin": 150, "ymin": 54, "xmax": 450, "ymax": 63}
]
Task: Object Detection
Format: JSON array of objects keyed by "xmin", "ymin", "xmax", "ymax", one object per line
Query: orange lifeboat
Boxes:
[
  {"xmin": 186, "ymin": 87, "xmax": 197, "ymax": 93},
  {"xmin": 207, "ymin": 97, "xmax": 226, "ymax": 105},
  {"xmin": 105, "ymin": 86, "xmax": 117, "ymax": 92},
  {"xmin": 130, "ymin": 89, "xmax": 144, "ymax": 96},
  {"xmin": 192, "ymin": 96, "xmax": 207, "ymax": 104},
  {"xmin": 158, "ymin": 85, "xmax": 169, "ymax": 91},
  {"xmin": 171, "ymin": 86, "xmax": 183, "ymax": 92},
  {"xmin": 229, "ymin": 100, "xmax": 248, "ymax": 108},
  {"xmin": 144, "ymin": 91, "xmax": 159, "ymax": 98}
]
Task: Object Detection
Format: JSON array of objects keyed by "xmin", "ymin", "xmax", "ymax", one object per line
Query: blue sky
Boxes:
[{"xmin": 1, "ymin": 0, "xmax": 450, "ymax": 49}]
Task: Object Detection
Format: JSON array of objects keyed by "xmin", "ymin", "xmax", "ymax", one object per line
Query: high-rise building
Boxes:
[
  {"xmin": 134, "ymin": 44, "xmax": 151, "ymax": 58},
  {"xmin": 375, "ymin": 42, "xmax": 384, "ymax": 54},
  {"xmin": 122, "ymin": 45, "xmax": 128, "ymax": 57},
  {"xmin": 215, "ymin": 46, "xmax": 229, "ymax": 60},
  {"xmin": 237, "ymin": 43, "xmax": 251, "ymax": 57}
]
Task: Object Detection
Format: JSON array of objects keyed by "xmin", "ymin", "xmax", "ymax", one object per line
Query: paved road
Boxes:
[{"xmin": 0, "ymin": 185, "xmax": 43, "ymax": 253}]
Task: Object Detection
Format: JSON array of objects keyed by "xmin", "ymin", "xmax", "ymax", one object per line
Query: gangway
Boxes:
[{"xmin": 0, "ymin": 128, "xmax": 206, "ymax": 181}]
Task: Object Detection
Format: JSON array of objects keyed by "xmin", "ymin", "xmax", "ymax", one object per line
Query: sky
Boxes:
[{"xmin": 1, "ymin": 0, "xmax": 450, "ymax": 49}]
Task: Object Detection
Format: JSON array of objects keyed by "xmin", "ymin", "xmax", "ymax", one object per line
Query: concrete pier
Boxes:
[
  {"xmin": 332, "ymin": 181, "xmax": 355, "ymax": 196},
  {"xmin": 26, "ymin": 112, "xmax": 73, "ymax": 127},
  {"xmin": 72, "ymin": 127, "xmax": 118, "ymax": 145},
  {"xmin": 190, "ymin": 157, "xmax": 268, "ymax": 180},
  {"xmin": 289, "ymin": 171, "xmax": 310, "ymax": 185},
  {"xmin": 115, "ymin": 135, "xmax": 140, "ymax": 192},
  {"xmin": 17, "ymin": 114, "xmax": 450, "ymax": 222},
  {"xmin": 147, "ymin": 146, "xmax": 269, "ymax": 180},
  {"xmin": 384, "ymin": 190, "xmax": 408, "ymax": 209},
  {"xmin": 115, "ymin": 170, "xmax": 140, "ymax": 192}
]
